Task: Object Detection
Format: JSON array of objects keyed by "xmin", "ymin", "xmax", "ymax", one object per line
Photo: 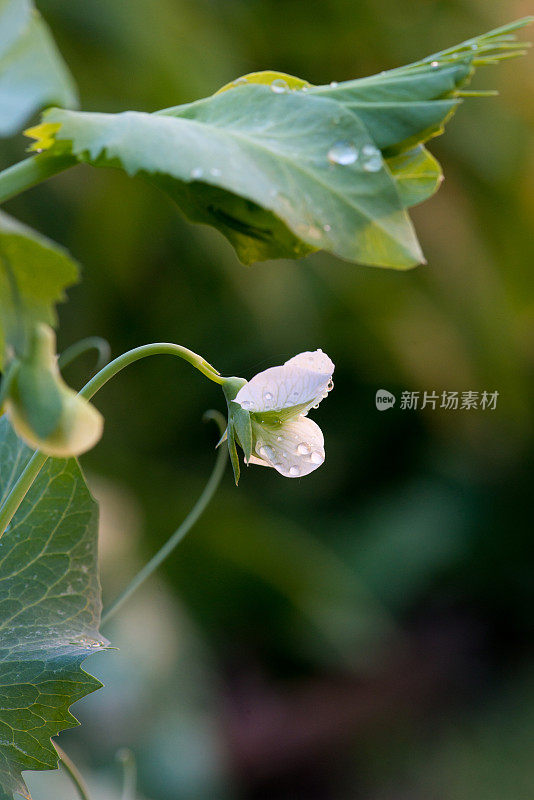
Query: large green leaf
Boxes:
[
  {"xmin": 0, "ymin": 415, "xmax": 106, "ymax": 800},
  {"xmin": 0, "ymin": 0, "xmax": 77, "ymax": 137},
  {"xmin": 0, "ymin": 212, "xmax": 78, "ymax": 368},
  {"xmin": 24, "ymin": 18, "xmax": 531, "ymax": 268},
  {"xmin": 25, "ymin": 92, "xmax": 424, "ymax": 269}
]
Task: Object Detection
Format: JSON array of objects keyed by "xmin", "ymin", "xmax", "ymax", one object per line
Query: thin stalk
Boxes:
[
  {"xmin": 54, "ymin": 743, "xmax": 92, "ymax": 800},
  {"xmin": 80, "ymin": 342, "xmax": 224, "ymax": 400},
  {"xmin": 101, "ymin": 410, "xmax": 227, "ymax": 627},
  {"xmin": 0, "ymin": 451, "xmax": 48, "ymax": 537},
  {"xmin": 59, "ymin": 336, "xmax": 112, "ymax": 373},
  {"xmin": 0, "ymin": 343, "xmax": 225, "ymax": 538},
  {"xmin": 0, "ymin": 154, "xmax": 77, "ymax": 205},
  {"xmin": 116, "ymin": 748, "xmax": 137, "ymax": 800}
]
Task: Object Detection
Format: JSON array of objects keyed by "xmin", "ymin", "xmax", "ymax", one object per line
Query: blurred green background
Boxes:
[{"xmin": 3, "ymin": 1, "xmax": 534, "ymax": 798}]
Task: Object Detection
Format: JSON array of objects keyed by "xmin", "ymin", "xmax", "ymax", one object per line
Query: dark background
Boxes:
[{"xmin": 2, "ymin": 1, "xmax": 534, "ymax": 798}]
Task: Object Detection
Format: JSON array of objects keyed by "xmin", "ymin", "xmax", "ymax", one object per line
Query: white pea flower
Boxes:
[{"xmin": 222, "ymin": 350, "xmax": 334, "ymax": 481}]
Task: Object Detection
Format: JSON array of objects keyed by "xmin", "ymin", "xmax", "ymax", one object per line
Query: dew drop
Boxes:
[
  {"xmin": 210, "ymin": 167, "xmax": 222, "ymax": 177},
  {"xmin": 327, "ymin": 379, "xmax": 334, "ymax": 391},
  {"xmin": 264, "ymin": 392, "xmax": 273, "ymax": 401},
  {"xmin": 241, "ymin": 400, "xmax": 253, "ymax": 410},
  {"xmin": 323, "ymin": 224, "xmax": 332, "ymax": 232},
  {"xmin": 313, "ymin": 403, "xmax": 320, "ymax": 409},
  {"xmin": 233, "ymin": 76, "xmax": 248, "ymax": 86},
  {"xmin": 310, "ymin": 451, "xmax": 323, "ymax": 464},
  {"xmin": 297, "ymin": 442, "xmax": 311, "ymax": 455},
  {"xmin": 361, "ymin": 144, "xmax": 383, "ymax": 172},
  {"xmin": 289, "ymin": 465, "xmax": 300, "ymax": 476},
  {"xmin": 327, "ymin": 140, "xmax": 358, "ymax": 166},
  {"xmin": 430, "ymin": 60, "xmax": 439, "ymax": 69},
  {"xmin": 259, "ymin": 445, "xmax": 275, "ymax": 460},
  {"xmin": 277, "ymin": 435, "xmax": 283, "ymax": 442},
  {"xmin": 329, "ymin": 80, "xmax": 339, "ymax": 88},
  {"xmin": 271, "ymin": 78, "xmax": 288, "ymax": 93},
  {"xmin": 191, "ymin": 167, "xmax": 203, "ymax": 179}
]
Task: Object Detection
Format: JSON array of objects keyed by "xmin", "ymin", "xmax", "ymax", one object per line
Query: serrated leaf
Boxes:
[
  {"xmin": 387, "ymin": 145, "xmax": 442, "ymax": 207},
  {"xmin": 0, "ymin": 212, "xmax": 79, "ymax": 368},
  {"xmin": 0, "ymin": 0, "xmax": 78, "ymax": 138},
  {"xmin": 0, "ymin": 415, "xmax": 106, "ymax": 800}
]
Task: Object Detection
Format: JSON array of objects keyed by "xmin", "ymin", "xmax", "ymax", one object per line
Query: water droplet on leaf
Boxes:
[
  {"xmin": 271, "ymin": 78, "xmax": 288, "ymax": 93},
  {"xmin": 361, "ymin": 144, "xmax": 382, "ymax": 172},
  {"xmin": 327, "ymin": 140, "xmax": 358, "ymax": 165}
]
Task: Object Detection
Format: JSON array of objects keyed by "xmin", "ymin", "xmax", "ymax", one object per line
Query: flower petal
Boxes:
[
  {"xmin": 251, "ymin": 415, "xmax": 325, "ymax": 477},
  {"xmin": 234, "ymin": 350, "xmax": 334, "ymax": 414}
]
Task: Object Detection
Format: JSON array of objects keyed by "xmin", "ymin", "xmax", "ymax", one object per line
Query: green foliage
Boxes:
[
  {"xmin": 0, "ymin": 0, "xmax": 77, "ymax": 137},
  {"xmin": 24, "ymin": 19, "xmax": 532, "ymax": 268},
  {"xmin": 0, "ymin": 416, "xmax": 105, "ymax": 800},
  {"xmin": 0, "ymin": 212, "xmax": 78, "ymax": 368}
]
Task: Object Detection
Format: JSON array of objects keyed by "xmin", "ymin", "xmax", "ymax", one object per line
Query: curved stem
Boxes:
[
  {"xmin": 59, "ymin": 337, "xmax": 112, "ymax": 373},
  {"xmin": 54, "ymin": 743, "xmax": 92, "ymax": 800},
  {"xmin": 101, "ymin": 410, "xmax": 227, "ymax": 627},
  {"xmin": 0, "ymin": 343, "xmax": 225, "ymax": 538},
  {"xmin": 80, "ymin": 342, "xmax": 224, "ymax": 400},
  {"xmin": 0, "ymin": 154, "xmax": 77, "ymax": 205}
]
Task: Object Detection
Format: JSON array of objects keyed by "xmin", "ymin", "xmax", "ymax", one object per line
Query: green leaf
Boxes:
[
  {"xmin": 0, "ymin": 211, "xmax": 79, "ymax": 368},
  {"xmin": 24, "ymin": 18, "xmax": 532, "ymax": 268},
  {"xmin": 387, "ymin": 145, "xmax": 442, "ymax": 208},
  {"xmin": 0, "ymin": 415, "xmax": 106, "ymax": 800},
  {"xmin": 0, "ymin": 0, "xmax": 78, "ymax": 138},
  {"xmin": 311, "ymin": 18, "xmax": 533, "ymax": 153},
  {"xmin": 26, "ymin": 91, "xmax": 423, "ymax": 269}
]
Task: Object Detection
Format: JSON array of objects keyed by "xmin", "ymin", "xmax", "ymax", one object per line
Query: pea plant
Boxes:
[{"xmin": 0, "ymin": 2, "xmax": 531, "ymax": 797}]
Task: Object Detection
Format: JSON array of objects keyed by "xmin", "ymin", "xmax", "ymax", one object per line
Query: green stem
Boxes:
[
  {"xmin": 59, "ymin": 336, "xmax": 112, "ymax": 373},
  {"xmin": 116, "ymin": 748, "xmax": 137, "ymax": 800},
  {"xmin": 54, "ymin": 743, "xmax": 92, "ymax": 800},
  {"xmin": 79, "ymin": 342, "xmax": 224, "ymax": 400},
  {"xmin": 0, "ymin": 154, "xmax": 77, "ymax": 205},
  {"xmin": 0, "ymin": 450, "xmax": 48, "ymax": 537},
  {"xmin": 0, "ymin": 343, "xmax": 225, "ymax": 538},
  {"xmin": 101, "ymin": 410, "xmax": 227, "ymax": 627}
]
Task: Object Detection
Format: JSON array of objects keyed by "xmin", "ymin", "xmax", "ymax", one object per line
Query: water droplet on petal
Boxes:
[
  {"xmin": 241, "ymin": 400, "xmax": 253, "ymax": 410},
  {"xmin": 297, "ymin": 442, "xmax": 311, "ymax": 455},
  {"xmin": 327, "ymin": 379, "xmax": 334, "ymax": 391},
  {"xmin": 313, "ymin": 403, "xmax": 320, "ymax": 410},
  {"xmin": 289, "ymin": 465, "xmax": 300, "ymax": 476},
  {"xmin": 259, "ymin": 445, "xmax": 275, "ymax": 459},
  {"xmin": 264, "ymin": 392, "xmax": 274, "ymax": 402},
  {"xmin": 210, "ymin": 167, "xmax": 221, "ymax": 177},
  {"xmin": 361, "ymin": 144, "xmax": 383, "ymax": 172},
  {"xmin": 310, "ymin": 451, "xmax": 323, "ymax": 464},
  {"xmin": 271, "ymin": 78, "xmax": 288, "ymax": 93},
  {"xmin": 327, "ymin": 140, "xmax": 358, "ymax": 166},
  {"xmin": 277, "ymin": 436, "xmax": 283, "ymax": 442},
  {"xmin": 190, "ymin": 167, "xmax": 203, "ymax": 179}
]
